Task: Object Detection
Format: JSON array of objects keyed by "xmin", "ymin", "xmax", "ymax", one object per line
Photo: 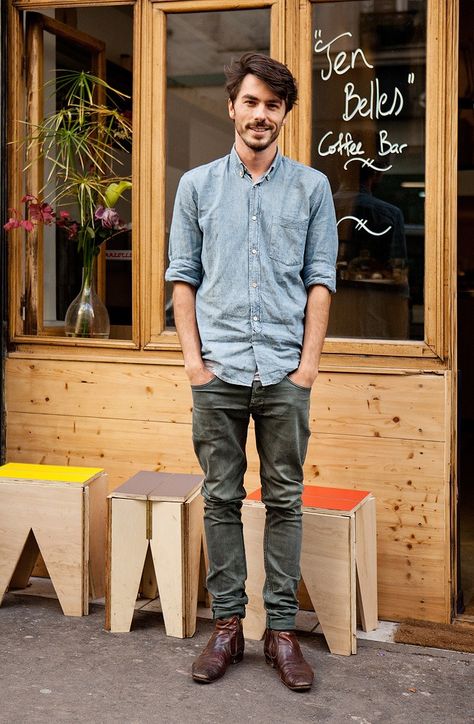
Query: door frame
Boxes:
[{"xmin": 1, "ymin": 0, "xmax": 8, "ymax": 463}]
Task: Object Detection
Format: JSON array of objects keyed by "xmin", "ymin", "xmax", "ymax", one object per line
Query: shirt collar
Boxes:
[{"xmin": 230, "ymin": 145, "xmax": 282, "ymax": 182}]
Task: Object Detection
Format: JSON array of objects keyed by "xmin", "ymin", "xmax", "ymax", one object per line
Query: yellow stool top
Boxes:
[{"xmin": 0, "ymin": 462, "xmax": 104, "ymax": 484}]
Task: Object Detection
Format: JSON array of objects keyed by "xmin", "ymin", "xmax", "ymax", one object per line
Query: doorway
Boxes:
[
  {"xmin": 457, "ymin": 0, "xmax": 474, "ymax": 618},
  {"xmin": 0, "ymin": 0, "xmax": 7, "ymax": 463}
]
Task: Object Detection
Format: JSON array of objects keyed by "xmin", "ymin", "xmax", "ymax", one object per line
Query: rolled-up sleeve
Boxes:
[
  {"xmin": 302, "ymin": 176, "xmax": 338, "ymax": 293},
  {"xmin": 165, "ymin": 174, "xmax": 203, "ymax": 288}
]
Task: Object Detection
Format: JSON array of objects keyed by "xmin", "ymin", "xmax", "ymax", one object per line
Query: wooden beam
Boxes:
[
  {"xmin": 14, "ymin": 0, "xmax": 134, "ymax": 8},
  {"xmin": 24, "ymin": 15, "xmax": 44, "ymax": 335},
  {"xmin": 5, "ymin": 358, "xmax": 448, "ymax": 442}
]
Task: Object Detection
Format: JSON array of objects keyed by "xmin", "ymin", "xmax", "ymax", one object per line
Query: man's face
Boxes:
[{"xmin": 228, "ymin": 74, "xmax": 286, "ymax": 153}]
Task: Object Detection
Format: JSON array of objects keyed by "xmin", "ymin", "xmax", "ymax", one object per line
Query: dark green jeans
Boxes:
[{"xmin": 191, "ymin": 375, "xmax": 311, "ymax": 630}]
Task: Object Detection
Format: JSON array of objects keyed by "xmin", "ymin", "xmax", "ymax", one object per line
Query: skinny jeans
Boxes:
[{"xmin": 191, "ymin": 375, "xmax": 311, "ymax": 630}]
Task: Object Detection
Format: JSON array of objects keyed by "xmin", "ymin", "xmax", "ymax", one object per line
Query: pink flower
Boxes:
[
  {"xmin": 4, "ymin": 212, "xmax": 35, "ymax": 233},
  {"xmin": 3, "ymin": 208, "xmax": 26, "ymax": 231},
  {"xmin": 4, "ymin": 197, "xmax": 73, "ymax": 235},
  {"xmin": 94, "ymin": 205, "xmax": 121, "ymax": 229},
  {"xmin": 67, "ymin": 222, "xmax": 79, "ymax": 240},
  {"xmin": 4, "ymin": 217, "xmax": 21, "ymax": 231},
  {"xmin": 29, "ymin": 202, "xmax": 55, "ymax": 224}
]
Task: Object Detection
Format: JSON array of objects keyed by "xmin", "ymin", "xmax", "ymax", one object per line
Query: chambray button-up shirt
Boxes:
[{"xmin": 166, "ymin": 147, "xmax": 338, "ymax": 387}]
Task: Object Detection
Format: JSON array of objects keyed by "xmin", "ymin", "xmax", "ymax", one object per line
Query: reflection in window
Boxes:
[
  {"xmin": 165, "ymin": 9, "xmax": 270, "ymax": 328},
  {"xmin": 312, "ymin": 0, "xmax": 426, "ymax": 340}
]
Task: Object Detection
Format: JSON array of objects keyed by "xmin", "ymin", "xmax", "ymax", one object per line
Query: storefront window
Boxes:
[
  {"xmin": 21, "ymin": 7, "xmax": 133, "ymax": 340},
  {"xmin": 311, "ymin": 0, "xmax": 426, "ymax": 340},
  {"xmin": 164, "ymin": 9, "xmax": 270, "ymax": 329}
]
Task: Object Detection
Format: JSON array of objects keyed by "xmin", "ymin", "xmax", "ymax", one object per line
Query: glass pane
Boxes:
[
  {"xmin": 165, "ymin": 9, "xmax": 271, "ymax": 329},
  {"xmin": 28, "ymin": 7, "xmax": 133, "ymax": 340},
  {"xmin": 311, "ymin": 0, "xmax": 426, "ymax": 340}
]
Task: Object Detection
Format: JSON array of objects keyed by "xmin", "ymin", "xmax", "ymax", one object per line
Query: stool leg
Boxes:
[
  {"xmin": 87, "ymin": 474, "xmax": 107, "ymax": 601},
  {"xmin": 301, "ymin": 512, "xmax": 356, "ymax": 655},
  {"xmin": 199, "ymin": 532, "xmax": 212, "ymax": 609},
  {"xmin": 150, "ymin": 501, "xmax": 185, "ymax": 638},
  {"xmin": 184, "ymin": 493, "xmax": 204, "ymax": 637},
  {"xmin": 241, "ymin": 505, "xmax": 266, "ymax": 641},
  {"xmin": 32, "ymin": 486, "xmax": 86, "ymax": 616},
  {"xmin": 107, "ymin": 498, "xmax": 149, "ymax": 632},
  {"xmin": 355, "ymin": 496, "xmax": 378, "ymax": 632}
]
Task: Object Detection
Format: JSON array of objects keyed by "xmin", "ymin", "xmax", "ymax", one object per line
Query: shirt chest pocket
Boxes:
[{"xmin": 269, "ymin": 215, "xmax": 307, "ymax": 267}]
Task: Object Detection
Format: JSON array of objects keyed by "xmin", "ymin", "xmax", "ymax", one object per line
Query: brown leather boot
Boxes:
[
  {"xmin": 264, "ymin": 629, "xmax": 314, "ymax": 691},
  {"xmin": 192, "ymin": 615, "xmax": 244, "ymax": 683}
]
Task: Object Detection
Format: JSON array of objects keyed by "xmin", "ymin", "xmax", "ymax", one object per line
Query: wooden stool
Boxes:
[
  {"xmin": 0, "ymin": 462, "xmax": 107, "ymax": 616},
  {"xmin": 242, "ymin": 485, "xmax": 378, "ymax": 655},
  {"xmin": 106, "ymin": 471, "xmax": 203, "ymax": 637}
]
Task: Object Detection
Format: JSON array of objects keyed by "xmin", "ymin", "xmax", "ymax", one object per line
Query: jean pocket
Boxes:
[
  {"xmin": 191, "ymin": 375, "xmax": 219, "ymax": 390},
  {"xmin": 270, "ymin": 216, "xmax": 307, "ymax": 266},
  {"xmin": 285, "ymin": 375, "xmax": 312, "ymax": 392}
]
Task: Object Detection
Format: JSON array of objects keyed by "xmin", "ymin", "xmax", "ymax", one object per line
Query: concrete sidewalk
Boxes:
[{"xmin": 0, "ymin": 592, "xmax": 473, "ymax": 724}]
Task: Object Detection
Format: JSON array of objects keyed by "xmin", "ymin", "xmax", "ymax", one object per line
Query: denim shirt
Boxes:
[{"xmin": 166, "ymin": 147, "xmax": 338, "ymax": 387}]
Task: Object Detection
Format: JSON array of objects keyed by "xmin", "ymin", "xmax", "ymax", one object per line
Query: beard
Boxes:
[{"xmin": 235, "ymin": 122, "xmax": 281, "ymax": 152}]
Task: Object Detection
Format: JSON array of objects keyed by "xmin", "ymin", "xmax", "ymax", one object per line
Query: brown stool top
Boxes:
[{"xmin": 111, "ymin": 471, "xmax": 202, "ymax": 502}]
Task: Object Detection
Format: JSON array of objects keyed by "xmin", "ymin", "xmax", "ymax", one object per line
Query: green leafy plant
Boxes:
[{"xmin": 5, "ymin": 69, "xmax": 132, "ymax": 335}]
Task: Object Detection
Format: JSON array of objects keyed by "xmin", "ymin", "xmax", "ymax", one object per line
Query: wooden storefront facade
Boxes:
[{"xmin": 3, "ymin": 0, "xmax": 463, "ymax": 624}]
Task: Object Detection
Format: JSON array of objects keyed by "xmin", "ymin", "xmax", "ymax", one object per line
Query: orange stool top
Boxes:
[{"xmin": 246, "ymin": 485, "xmax": 371, "ymax": 513}]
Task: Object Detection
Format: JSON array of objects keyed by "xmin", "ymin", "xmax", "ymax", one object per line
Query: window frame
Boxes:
[
  {"xmin": 8, "ymin": 0, "xmax": 140, "ymax": 349},
  {"xmin": 292, "ymin": 0, "xmax": 458, "ymax": 362},
  {"xmin": 24, "ymin": 13, "xmax": 107, "ymax": 337},
  {"xmin": 142, "ymin": 0, "xmax": 284, "ymax": 350},
  {"xmin": 7, "ymin": 0, "xmax": 457, "ymax": 369}
]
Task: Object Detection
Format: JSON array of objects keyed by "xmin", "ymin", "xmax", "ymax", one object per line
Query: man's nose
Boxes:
[{"xmin": 253, "ymin": 104, "xmax": 267, "ymax": 123}]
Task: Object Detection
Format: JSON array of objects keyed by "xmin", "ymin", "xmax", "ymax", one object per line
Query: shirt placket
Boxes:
[{"xmin": 249, "ymin": 179, "xmax": 262, "ymax": 335}]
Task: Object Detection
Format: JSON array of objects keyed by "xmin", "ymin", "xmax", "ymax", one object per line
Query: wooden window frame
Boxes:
[
  {"xmin": 7, "ymin": 0, "xmax": 457, "ymax": 370},
  {"xmin": 8, "ymin": 0, "xmax": 140, "ymax": 349},
  {"xmin": 142, "ymin": 0, "xmax": 284, "ymax": 350},
  {"xmin": 23, "ymin": 13, "xmax": 106, "ymax": 337},
  {"xmin": 291, "ymin": 0, "xmax": 458, "ymax": 364}
]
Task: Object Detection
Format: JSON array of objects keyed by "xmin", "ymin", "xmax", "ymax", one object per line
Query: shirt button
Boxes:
[
  {"xmin": 253, "ymin": 316, "xmax": 258, "ymax": 321},
  {"xmin": 251, "ymin": 249, "xmax": 257, "ymax": 255},
  {"xmin": 251, "ymin": 215, "xmax": 257, "ymax": 221},
  {"xmin": 240, "ymin": 169, "xmax": 244, "ymax": 178},
  {"xmin": 252, "ymin": 282, "xmax": 257, "ymax": 288}
]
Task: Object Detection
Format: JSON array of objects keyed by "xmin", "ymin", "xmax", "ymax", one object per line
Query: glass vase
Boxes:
[{"xmin": 65, "ymin": 265, "xmax": 110, "ymax": 338}]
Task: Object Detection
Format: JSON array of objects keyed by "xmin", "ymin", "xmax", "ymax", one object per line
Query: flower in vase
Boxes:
[
  {"xmin": 4, "ymin": 212, "xmax": 34, "ymax": 232},
  {"xmin": 28, "ymin": 200, "xmax": 55, "ymax": 224},
  {"xmin": 94, "ymin": 205, "xmax": 122, "ymax": 230},
  {"xmin": 4, "ymin": 70, "xmax": 133, "ymax": 338}
]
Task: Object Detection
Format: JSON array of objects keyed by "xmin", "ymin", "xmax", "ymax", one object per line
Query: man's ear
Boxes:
[
  {"xmin": 282, "ymin": 116, "xmax": 287, "ymax": 125},
  {"xmin": 228, "ymin": 98, "xmax": 235, "ymax": 120}
]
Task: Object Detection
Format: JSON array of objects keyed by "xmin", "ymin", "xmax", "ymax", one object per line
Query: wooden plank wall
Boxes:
[{"xmin": 5, "ymin": 357, "xmax": 450, "ymax": 623}]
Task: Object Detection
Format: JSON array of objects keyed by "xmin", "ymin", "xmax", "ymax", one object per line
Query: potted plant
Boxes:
[{"xmin": 4, "ymin": 70, "xmax": 132, "ymax": 338}]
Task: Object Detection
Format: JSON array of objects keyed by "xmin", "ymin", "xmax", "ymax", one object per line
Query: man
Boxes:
[{"xmin": 166, "ymin": 53, "xmax": 338, "ymax": 691}]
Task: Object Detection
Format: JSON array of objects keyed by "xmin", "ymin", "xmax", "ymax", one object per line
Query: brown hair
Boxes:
[{"xmin": 224, "ymin": 52, "xmax": 298, "ymax": 113}]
